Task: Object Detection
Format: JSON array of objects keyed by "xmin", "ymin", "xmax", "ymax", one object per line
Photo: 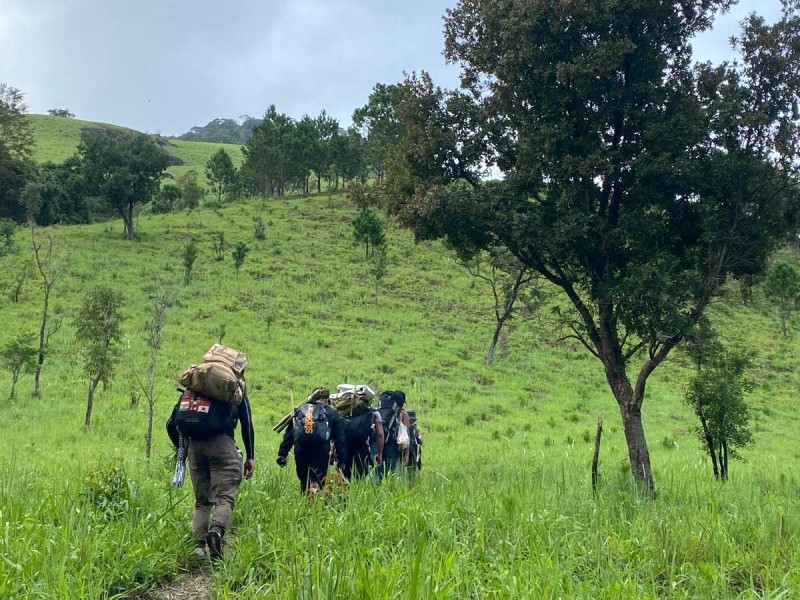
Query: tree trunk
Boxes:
[
  {"xmin": 317, "ymin": 172, "xmax": 322, "ymax": 193},
  {"xmin": 146, "ymin": 348, "xmax": 159, "ymax": 460},
  {"xmin": 485, "ymin": 316, "xmax": 506, "ymax": 366},
  {"xmin": 721, "ymin": 439, "xmax": 728, "ymax": 481},
  {"xmin": 619, "ymin": 402, "xmax": 655, "ymax": 492},
  {"xmin": 33, "ymin": 285, "xmax": 50, "ymax": 398},
  {"xmin": 123, "ymin": 204, "xmax": 135, "ymax": 239},
  {"xmin": 9, "ymin": 371, "xmax": 20, "ymax": 401},
  {"xmin": 700, "ymin": 414, "xmax": 719, "ymax": 479},
  {"xmin": 592, "ymin": 416, "xmax": 603, "ymax": 496},
  {"xmin": 85, "ymin": 377, "xmax": 99, "ymax": 428}
]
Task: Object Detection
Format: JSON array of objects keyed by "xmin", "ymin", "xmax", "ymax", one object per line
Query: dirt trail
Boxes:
[{"xmin": 135, "ymin": 572, "xmax": 210, "ymax": 600}]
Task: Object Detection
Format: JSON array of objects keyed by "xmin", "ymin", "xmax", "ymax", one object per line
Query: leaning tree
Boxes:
[{"xmin": 384, "ymin": 0, "xmax": 800, "ymax": 491}]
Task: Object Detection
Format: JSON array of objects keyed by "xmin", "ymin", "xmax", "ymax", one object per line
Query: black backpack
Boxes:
[
  {"xmin": 343, "ymin": 410, "xmax": 374, "ymax": 447},
  {"xmin": 293, "ymin": 402, "xmax": 331, "ymax": 446},
  {"xmin": 175, "ymin": 389, "xmax": 236, "ymax": 439},
  {"xmin": 378, "ymin": 390, "xmax": 406, "ymax": 442}
]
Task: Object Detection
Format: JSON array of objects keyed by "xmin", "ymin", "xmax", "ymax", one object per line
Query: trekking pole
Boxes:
[{"xmin": 171, "ymin": 432, "xmax": 189, "ymax": 488}]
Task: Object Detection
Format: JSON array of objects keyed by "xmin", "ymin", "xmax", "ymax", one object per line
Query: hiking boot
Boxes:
[
  {"xmin": 206, "ymin": 530, "xmax": 223, "ymax": 560},
  {"xmin": 193, "ymin": 545, "xmax": 207, "ymax": 558}
]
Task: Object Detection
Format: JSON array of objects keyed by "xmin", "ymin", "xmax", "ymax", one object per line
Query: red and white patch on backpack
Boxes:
[{"xmin": 179, "ymin": 391, "xmax": 212, "ymax": 414}]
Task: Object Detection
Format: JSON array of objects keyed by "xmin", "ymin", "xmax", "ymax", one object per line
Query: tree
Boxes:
[
  {"xmin": 352, "ymin": 208, "xmax": 385, "ymax": 259},
  {"xmin": 74, "ymin": 287, "xmax": 125, "ymax": 428},
  {"xmin": 385, "ymin": 1, "xmax": 800, "ymax": 491},
  {"xmin": 685, "ymin": 348, "xmax": 753, "ymax": 481},
  {"xmin": 205, "ymin": 148, "xmax": 237, "ymax": 203},
  {"xmin": 176, "ymin": 170, "xmax": 205, "ymax": 210},
  {"xmin": 369, "ymin": 244, "xmax": 388, "ymax": 304},
  {"xmin": 78, "ymin": 129, "xmax": 169, "ymax": 238},
  {"xmin": 143, "ymin": 279, "xmax": 176, "ymax": 459},
  {"xmin": 311, "ymin": 111, "xmax": 340, "ymax": 192},
  {"xmin": 151, "ymin": 183, "xmax": 181, "ymax": 214},
  {"xmin": 0, "ymin": 84, "xmax": 34, "ymax": 222},
  {"xmin": 463, "ymin": 247, "xmax": 541, "ymax": 366},
  {"xmin": 353, "ymin": 83, "xmax": 405, "ymax": 182},
  {"xmin": 241, "ymin": 105, "xmax": 299, "ymax": 197},
  {"xmin": 0, "ymin": 218, "xmax": 16, "ymax": 257},
  {"xmin": 763, "ymin": 262, "xmax": 800, "ymax": 337},
  {"xmin": 1, "ymin": 333, "xmax": 37, "ymax": 401},
  {"xmin": 212, "ymin": 231, "xmax": 225, "ymax": 261},
  {"xmin": 232, "ymin": 241, "xmax": 249, "ymax": 278},
  {"xmin": 0, "ymin": 84, "xmax": 34, "ymax": 161},
  {"xmin": 47, "ymin": 108, "xmax": 75, "ymax": 118},
  {"xmin": 30, "ymin": 226, "xmax": 62, "ymax": 397},
  {"xmin": 182, "ymin": 238, "xmax": 198, "ymax": 285}
]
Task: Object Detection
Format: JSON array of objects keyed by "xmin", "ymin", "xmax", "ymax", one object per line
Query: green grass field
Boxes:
[
  {"xmin": 27, "ymin": 114, "xmax": 243, "ymax": 188},
  {"xmin": 0, "ymin": 187, "xmax": 798, "ymax": 598}
]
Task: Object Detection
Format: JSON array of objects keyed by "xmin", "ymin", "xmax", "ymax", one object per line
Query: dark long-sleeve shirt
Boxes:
[
  {"xmin": 278, "ymin": 402, "xmax": 348, "ymax": 466},
  {"xmin": 166, "ymin": 394, "xmax": 255, "ymax": 461}
]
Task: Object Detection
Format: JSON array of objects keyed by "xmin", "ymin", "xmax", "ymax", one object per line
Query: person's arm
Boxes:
[
  {"xmin": 237, "ymin": 396, "xmax": 256, "ymax": 478},
  {"xmin": 277, "ymin": 413, "xmax": 295, "ymax": 460},
  {"xmin": 374, "ymin": 419, "xmax": 385, "ymax": 466},
  {"xmin": 166, "ymin": 400, "xmax": 180, "ymax": 448},
  {"xmin": 329, "ymin": 408, "xmax": 349, "ymax": 468}
]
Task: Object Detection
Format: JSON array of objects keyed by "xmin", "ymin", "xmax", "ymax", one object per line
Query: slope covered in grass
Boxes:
[
  {"xmin": 0, "ymin": 193, "xmax": 797, "ymax": 597},
  {"xmin": 27, "ymin": 114, "xmax": 243, "ymax": 187}
]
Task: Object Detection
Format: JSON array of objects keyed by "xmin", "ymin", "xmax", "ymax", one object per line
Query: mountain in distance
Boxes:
[{"xmin": 177, "ymin": 115, "xmax": 260, "ymax": 143}]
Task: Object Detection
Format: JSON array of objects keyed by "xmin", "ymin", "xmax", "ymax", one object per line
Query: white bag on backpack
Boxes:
[{"xmin": 396, "ymin": 422, "xmax": 410, "ymax": 450}]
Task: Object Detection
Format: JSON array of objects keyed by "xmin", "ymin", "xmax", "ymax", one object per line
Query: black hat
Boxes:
[
  {"xmin": 311, "ymin": 387, "xmax": 330, "ymax": 400},
  {"xmin": 407, "ymin": 410, "xmax": 417, "ymax": 421}
]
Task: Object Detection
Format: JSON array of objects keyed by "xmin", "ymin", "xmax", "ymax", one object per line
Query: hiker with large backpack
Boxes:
[
  {"xmin": 276, "ymin": 387, "xmax": 349, "ymax": 494},
  {"xmin": 375, "ymin": 390, "xmax": 410, "ymax": 485},
  {"xmin": 331, "ymin": 384, "xmax": 385, "ymax": 480},
  {"xmin": 166, "ymin": 344, "xmax": 255, "ymax": 560}
]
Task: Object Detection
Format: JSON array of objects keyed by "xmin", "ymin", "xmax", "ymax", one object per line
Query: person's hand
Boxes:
[
  {"xmin": 243, "ymin": 459, "xmax": 256, "ymax": 479},
  {"xmin": 276, "ymin": 455, "xmax": 287, "ymax": 467},
  {"xmin": 374, "ymin": 453, "xmax": 382, "ymax": 467}
]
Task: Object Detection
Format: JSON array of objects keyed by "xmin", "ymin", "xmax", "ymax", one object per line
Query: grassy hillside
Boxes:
[
  {"xmin": 0, "ymin": 193, "xmax": 798, "ymax": 597},
  {"xmin": 27, "ymin": 114, "xmax": 243, "ymax": 187}
]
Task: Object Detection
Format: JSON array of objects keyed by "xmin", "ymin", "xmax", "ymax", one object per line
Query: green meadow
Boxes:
[
  {"xmin": 27, "ymin": 114, "xmax": 243, "ymax": 188},
  {"xmin": 0, "ymin": 123, "xmax": 797, "ymax": 598}
]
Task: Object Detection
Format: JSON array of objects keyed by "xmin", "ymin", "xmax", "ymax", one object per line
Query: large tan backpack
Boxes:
[{"xmin": 179, "ymin": 344, "xmax": 248, "ymax": 406}]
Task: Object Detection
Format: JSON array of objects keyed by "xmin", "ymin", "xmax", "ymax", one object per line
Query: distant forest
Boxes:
[{"xmin": 177, "ymin": 116, "xmax": 260, "ymax": 143}]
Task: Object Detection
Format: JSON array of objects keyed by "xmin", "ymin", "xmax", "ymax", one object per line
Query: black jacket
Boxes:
[
  {"xmin": 278, "ymin": 401, "xmax": 348, "ymax": 465},
  {"xmin": 166, "ymin": 394, "xmax": 255, "ymax": 461}
]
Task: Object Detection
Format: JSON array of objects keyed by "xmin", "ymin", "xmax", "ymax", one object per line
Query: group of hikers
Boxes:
[{"xmin": 165, "ymin": 344, "xmax": 424, "ymax": 560}]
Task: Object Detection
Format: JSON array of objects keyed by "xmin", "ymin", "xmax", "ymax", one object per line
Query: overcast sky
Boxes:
[{"xmin": 0, "ymin": 0, "xmax": 784, "ymax": 137}]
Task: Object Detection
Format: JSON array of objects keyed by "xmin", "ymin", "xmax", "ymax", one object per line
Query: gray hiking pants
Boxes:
[{"xmin": 188, "ymin": 434, "xmax": 243, "ymax": 544}]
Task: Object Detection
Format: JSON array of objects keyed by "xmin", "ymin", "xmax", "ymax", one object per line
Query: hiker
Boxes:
[
  {"xmin": 276, "ymin": 387, "xmax": 349, "ymax": 494},
  {"xmin": 406, "ymin": 409, "xmax": 423, "ymax": 472},
  {"xmin": 166, "ymin": 391, "xmax": 255, "ymax": 560},
  {"xmin": 375, "ymin": 390, "xmax": 410, "ymax": 485},
  {"xmin": 342, "ymin": 407, "xmax": 385, "ymax": 480}
]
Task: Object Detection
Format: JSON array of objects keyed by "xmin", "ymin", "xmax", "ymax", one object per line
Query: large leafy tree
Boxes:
[
  {"xmin": 78, "ymin": 130, "xmax": 169, "ymax": 238},
  {"xmin": 385, "ymin": 0, "xmax": 800, "ymax": 491}
]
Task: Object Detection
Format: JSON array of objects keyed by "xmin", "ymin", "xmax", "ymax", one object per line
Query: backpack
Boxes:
[
  {"xmin": 293, "ymin": 402, "xmax": 331, "ymax": 446},
  {"xmin": 174, "ymin": 389, "xmax": 236, "ymax": 439},
  {"xmin": 378, "ymin": 390, "xmax": 406, "ymax": 443},
  {"xmin": 342, "ymin": 410, "xmax": 374, "ymax": 448},
  {"xmin": 332, "ymin": 391, "xmax": 372, "ymax": 417},
  {"xmin": 179, "ymin": 344, "xmax": 247, "ymax": 405}
]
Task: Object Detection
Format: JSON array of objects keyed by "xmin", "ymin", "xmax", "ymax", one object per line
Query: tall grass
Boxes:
[{"xmin": 0, "ymin": 192, "xmax": 797, "ymax": 597}]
